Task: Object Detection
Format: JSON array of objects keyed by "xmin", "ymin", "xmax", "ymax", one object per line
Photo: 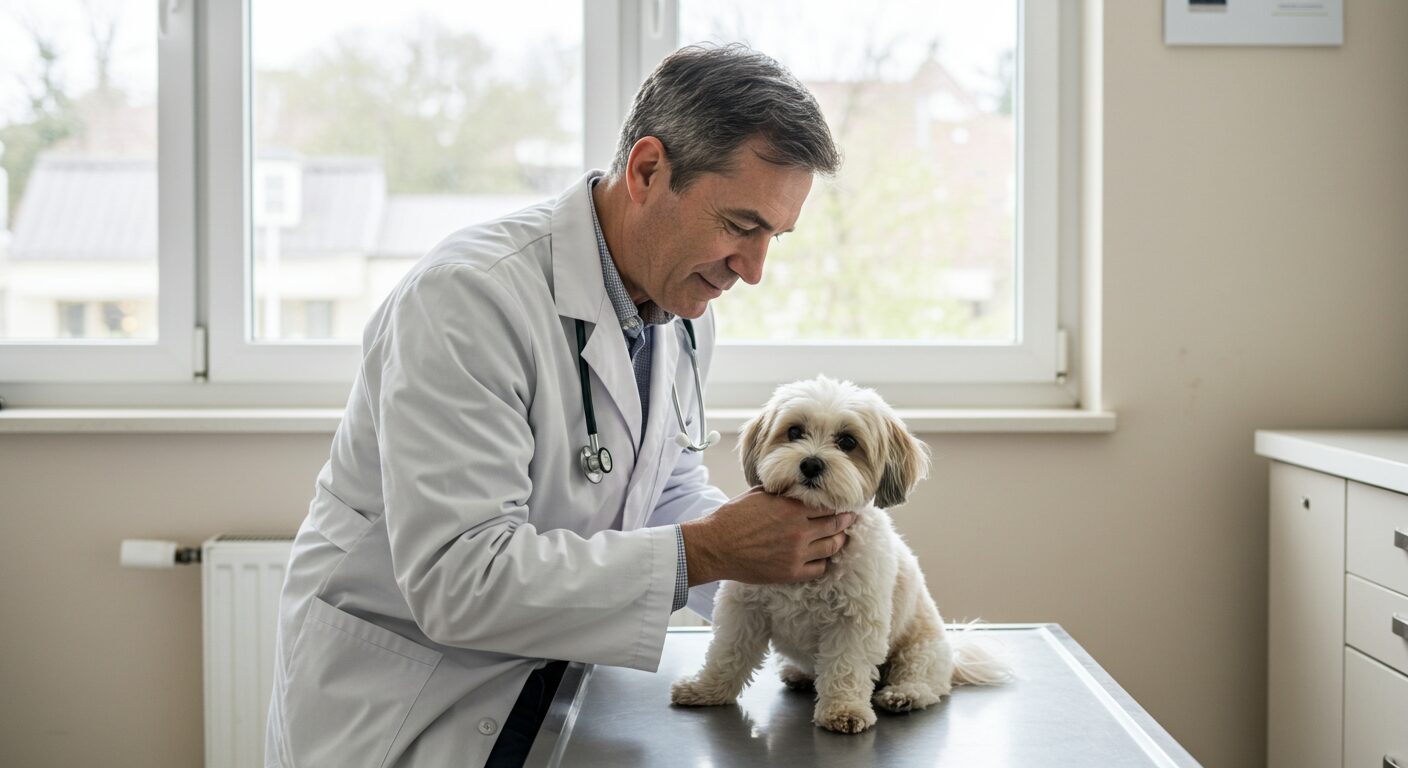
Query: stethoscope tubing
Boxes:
[
  {"xmin": 671, "ymin": 332, "xmax": 713, "ymax": 452},
  {"xmin": 575, "ymin": 317, "xmax": 712, "ymax": 484},
  {"xmin": 575, "ymin": 319, "xmax": 598, "ymax": 436}
]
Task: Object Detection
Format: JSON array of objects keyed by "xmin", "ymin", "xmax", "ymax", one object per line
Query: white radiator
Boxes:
[{"xmin": 201, "ymin": 535, "xmax": 293, "ymax": 768}]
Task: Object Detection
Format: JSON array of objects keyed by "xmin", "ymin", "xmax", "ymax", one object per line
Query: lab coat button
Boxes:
[{"xmin": 478, "ymin": 718, "xmax": 498, "ymax": 735}]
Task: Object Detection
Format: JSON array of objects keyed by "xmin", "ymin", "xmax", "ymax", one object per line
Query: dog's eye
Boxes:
[
  {"xmin": 836, "ymin": 434, "xmax": 858, "ymax": 452},
  {"xmin": 787, "ymin": 425, "xmax": 804, "ymax": 441}
]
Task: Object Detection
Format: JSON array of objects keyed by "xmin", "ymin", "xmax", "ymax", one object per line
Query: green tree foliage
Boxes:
[
  {"xmin": 716, "ymin": 148, "xmax": 1013, "ymax": 342},
  {"xmin": 1, "ymin": 27, "xmax": 80, "ymax": 224},
  {"xmin": 715, "ymin": 66, "xmax": 1015, "ymax": 342},
  {"xmin": 254, "ymin": 27, "xmax": 576, "ymax": 195},
  {"xmin": 993, "ymin": 50, "xmax": 1015, "ymax": 117}
]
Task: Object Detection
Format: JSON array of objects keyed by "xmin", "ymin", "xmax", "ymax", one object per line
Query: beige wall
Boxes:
[{"xmin": 4, "ymin": 2, "xmax": 1408, "ymax": 766}]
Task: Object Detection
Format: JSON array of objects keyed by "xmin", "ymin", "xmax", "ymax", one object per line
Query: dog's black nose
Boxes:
[{"xmin": 800, "ymin": 456, "xmax": 825, "ymax": 479}]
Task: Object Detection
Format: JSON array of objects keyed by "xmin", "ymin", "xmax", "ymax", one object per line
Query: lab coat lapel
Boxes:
[
  {"xmin": 579, "ymin": 304, "xmax": 643, "ymax": 451},
  {"xmin": 550, "ymin": 171, "xmax": 644, "ymax": 451},
  {"xmin": 622, "ymin": 319, "xmax": 683, "ymax": 531},
  {"xmin": 549, "ymin": 172, "xmax": 604, "ymax": 324}
]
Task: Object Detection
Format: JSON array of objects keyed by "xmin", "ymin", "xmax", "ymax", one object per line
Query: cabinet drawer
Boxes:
[
  {"xmin": 1344, "ymin": 647, "xmax": 1408, "ymax": 768},
  {"xmin": 1346, "ymin": 575, "xmax": 1408, "ymax": 677},
  {"xmin": 1348, "ymin": 481, "xmax": 1408, "ymax": 595}
]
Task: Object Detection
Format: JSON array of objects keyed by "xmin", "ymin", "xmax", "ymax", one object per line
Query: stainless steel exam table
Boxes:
[{"xmin": 524, "ymin": 624, "xmax": 1200, "ymax": 767}]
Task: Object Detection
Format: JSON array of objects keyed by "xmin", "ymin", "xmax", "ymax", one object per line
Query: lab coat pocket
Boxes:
[{"xmin": 284, "ymin": 598, "xmax": 442, "ymax": 768}]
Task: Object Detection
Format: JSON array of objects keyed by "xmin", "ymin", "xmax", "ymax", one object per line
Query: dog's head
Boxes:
[{"xmin": 738, "ymin": 376, "xmax": 931, "ymax": 512}]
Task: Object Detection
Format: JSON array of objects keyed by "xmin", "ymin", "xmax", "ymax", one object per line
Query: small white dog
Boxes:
[{"xmin": 671, "ymin": 376, "xmax": 1009, "ymax": 733}]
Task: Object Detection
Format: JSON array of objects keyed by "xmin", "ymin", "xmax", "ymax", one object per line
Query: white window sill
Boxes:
[{"xmin": 0, "ymin": 407, "xmax": 1117, "ymax": 434}]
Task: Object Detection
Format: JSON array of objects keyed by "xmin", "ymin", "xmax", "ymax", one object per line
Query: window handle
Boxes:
[
  {"xmin": 645, "ymin": 0, "xmax": 665, "ymax": 38},
  {"xmin": 1394, "ymin": 614, "xmax": 1408, "ymax": 642},
  {"xmin": 159, "ymin": 0, "xmax": 183, "ymax": 37},
  {"xmin": 1395, "ymin": 528, "xmax": 1408, "ymax": 552},
  {"xmin": 1385, "ymin": 756, "xmax": 1402, "ymax": 768}
]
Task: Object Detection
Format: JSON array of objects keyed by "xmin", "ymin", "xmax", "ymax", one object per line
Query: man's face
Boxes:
[{"xmin": 626, "ymin": 139, "xmax": 814, "ymax": 319}]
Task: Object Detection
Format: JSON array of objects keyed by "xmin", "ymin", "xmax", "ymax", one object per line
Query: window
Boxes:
[
  {"xmin": 681, "ymin": 1, "xmax": 1019, "ymax": 344},
  {"xmin": 661, "ymin": 0, "xmax": 1072, "ymax": 408},
  {"xmin": 1, "ymin": 1, "xmax": 1080, "ymax": 411},
  {"xmin": 209, "ymin": 0, "xmax": 584, "ymax": 378},
  {"xmin": 278, "ymin": 299, "xmax": 335, "ymax": 341},
  {"xmin": 0, "ymin": 0, "xmax": 195, "ymax": 383},
  {"xmin": 57, "ymin": 302, "xmax": 86, "ymax": 338},
  {"xmin": 52, "ymin": 299, "xmax": 146, "ymax": 339}
]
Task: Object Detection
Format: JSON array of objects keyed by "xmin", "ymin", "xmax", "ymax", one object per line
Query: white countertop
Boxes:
[{"xmin": 1255, "ymin": 430, "xmax": 1408, "ymax": 494}]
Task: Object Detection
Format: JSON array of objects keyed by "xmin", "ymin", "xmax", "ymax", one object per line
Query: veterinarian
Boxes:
[{"xmin": 266, "ymin": 44, "xmax": 850, "ymax": 768}]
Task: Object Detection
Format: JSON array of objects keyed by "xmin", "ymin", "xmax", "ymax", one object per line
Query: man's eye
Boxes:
[
  {"xmin": 837, "ymin": 435, "xmax": 858, "ymax": 452},
  {"xmin": 725, "ymin": 220, "xmax": 756, "ymax": 236},
  {"xmin": 787, "ymin": 426, "xmax": 804, "ymax": 441}
]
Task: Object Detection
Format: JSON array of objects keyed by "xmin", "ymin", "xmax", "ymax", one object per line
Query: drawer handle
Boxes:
[
  {"xmin": 1395, "ymin": 614, "xmax": 1408, "ymax": 641},
  {"xmin": 1386, "ymin": 756, "xmax": 1402, "ymax": 768},
  {"xmin": 1395, "ymin": 528, "xmax": 1408, "ymax": 552}
]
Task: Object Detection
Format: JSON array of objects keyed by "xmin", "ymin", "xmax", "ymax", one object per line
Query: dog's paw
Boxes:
[
  {"xmin": 814, "ymin": 700, "xmax": 877, "ymax": 733},
  {"xmin": 778, "ymin": 664, "xmax": 815, "ymax": 692},
  {"xmin": 670, "ymin": 677, "xmax": 736, "ymax": 707},
  {"xmin": 872, "ymin": 683, "xmax": 941, "ymax": 713}
]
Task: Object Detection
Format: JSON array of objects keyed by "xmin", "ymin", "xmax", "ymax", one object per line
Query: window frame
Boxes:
[
  {"xmin": 205, "ymin": 0, "xmax": 612, "ymax": 383},
  {"xmin": 1, "ymin": 0, "xmax": 1086, "ymax": 414},
  {"xmin": 654, "ymin": 0, "xmax": 1072, "ymax": 410},
  {"xmin": 0, "ymin": 0, "xmax": 196, "ymax": 383},
  {"xmin": 204, "ymin": 0, "xmax": 361, "ymax": 382}
]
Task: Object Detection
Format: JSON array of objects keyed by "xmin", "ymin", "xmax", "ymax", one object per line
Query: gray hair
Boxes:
[{"xmin": 609, "ymin": 43, "xmax": 841, "ymax": 193}]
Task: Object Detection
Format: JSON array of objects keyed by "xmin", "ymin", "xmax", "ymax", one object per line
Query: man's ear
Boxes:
[
  {"xmin": 625, "ymin": 136, "xmax": 670, "ymax": 204},
  {"xmin": 738, "ymin": 408, "xmax": 774, "ymax": 488},
  {"xmin": 874, "ymin": 414, "xmax": 931, "ymax": 509}
]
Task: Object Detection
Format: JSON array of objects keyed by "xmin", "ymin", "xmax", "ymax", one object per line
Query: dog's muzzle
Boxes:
[{"xmin": 800, "ymin": 456, "xmax": 825, "ymax": 486}]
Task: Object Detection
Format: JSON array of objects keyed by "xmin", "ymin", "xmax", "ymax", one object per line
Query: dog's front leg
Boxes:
[
  {"xmin": 812, "ymin": 616, "xmax": 888, "ymax": 733},
  {"xmin": 671, "ymin": 585, "xmax": 770, "ymax": 706}
]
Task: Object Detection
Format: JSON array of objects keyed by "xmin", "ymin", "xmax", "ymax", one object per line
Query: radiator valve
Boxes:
[{"xmin": 120, "ymin": 539, "xmax": 202, "ymax": 568}]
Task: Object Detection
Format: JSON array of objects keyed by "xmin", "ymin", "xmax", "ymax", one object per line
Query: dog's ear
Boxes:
[
  {"xmin": 875, "ymin": 412, "xmax": 931, "ymax": 509},
  {"xmin": 738, "ymin": 408, "xmax": 774, "ymax": 488}
]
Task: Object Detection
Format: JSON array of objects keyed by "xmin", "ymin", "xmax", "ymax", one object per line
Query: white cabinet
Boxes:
[
  {"xmin": 1258, "ymin": 431, "xmax": 1408, "ymax": 768},
  {"xmin": 1267, "ymin": 462, "xmax": 1345, "ymax": 768}
]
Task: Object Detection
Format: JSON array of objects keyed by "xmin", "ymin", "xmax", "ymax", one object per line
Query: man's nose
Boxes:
[{"xmin": 728, "ymin": 239, "xmax": 769, "ymax": 286}]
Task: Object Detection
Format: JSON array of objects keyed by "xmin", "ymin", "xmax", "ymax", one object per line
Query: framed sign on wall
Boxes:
[{"xmin": 1165, "ymin": 0, "xmax": 1344, "ymax": 46}]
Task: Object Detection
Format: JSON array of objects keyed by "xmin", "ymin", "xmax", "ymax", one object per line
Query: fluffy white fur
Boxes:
[{"xmin": 670, "ymin": 376, "xmax": 1011, "ymax": 733}]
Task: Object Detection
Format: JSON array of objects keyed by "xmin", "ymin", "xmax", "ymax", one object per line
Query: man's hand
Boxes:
[{"xmin": 679, "ymin": 487, "xmax": 856, "ymax": 586}]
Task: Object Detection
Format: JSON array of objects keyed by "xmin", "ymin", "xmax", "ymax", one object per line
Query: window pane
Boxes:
[
  {"xmin": 249, "ymin": 1, "xmax": 584, "ymax": 342},
  {"xmin": 0, "ymin": 0, "xmax": 159, "ymax": 341},
  {"xmin": 679, "ymin": 0, "xmax": 1017, "ymax": 342}
]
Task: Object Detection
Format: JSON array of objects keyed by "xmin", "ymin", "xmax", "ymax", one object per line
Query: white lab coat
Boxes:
[{"xmin": 265, "ymin": 171, "xmax": 727, "ymax": 767}]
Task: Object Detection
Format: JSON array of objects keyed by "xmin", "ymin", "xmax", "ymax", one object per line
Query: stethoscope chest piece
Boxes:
[{"xmin": 579, "ymin": 434, "xmax": 612, "ymax": 484}]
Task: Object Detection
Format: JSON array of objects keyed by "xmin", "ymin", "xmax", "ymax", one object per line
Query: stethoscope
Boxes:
[{"xmin": 575, "ymin": 317, "xmax": 720, "ymax": 483}]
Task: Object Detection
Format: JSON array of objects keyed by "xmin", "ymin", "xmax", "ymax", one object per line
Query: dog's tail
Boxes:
[{"xmin": 949, "ymin": 620, "xmax": 1015, "ymax": 686}]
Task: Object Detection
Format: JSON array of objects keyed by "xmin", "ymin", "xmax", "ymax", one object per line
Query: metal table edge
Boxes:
[
  {"xmin": 523, "ymin": 658, "xmax": 594, "ymax": 768},
  {"xmin": 524, "ymin": 622, "xmax": 1200, "ymax": 767}
]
